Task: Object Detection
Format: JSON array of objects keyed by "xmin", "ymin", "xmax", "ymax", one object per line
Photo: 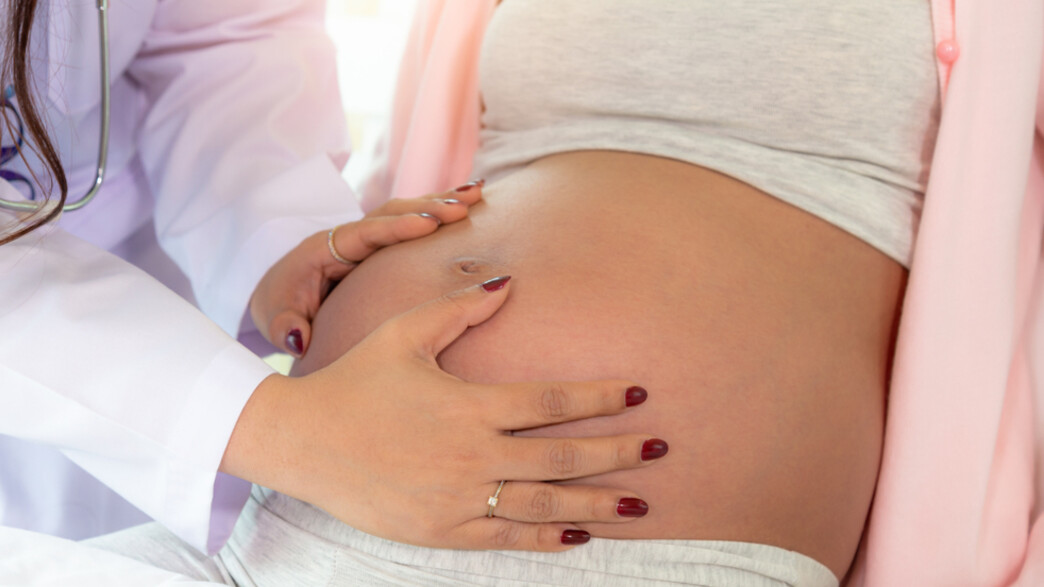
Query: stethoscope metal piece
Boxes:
[{"xmin": 0, "ymin": 0, "xmax": 110, "ymax": 213}]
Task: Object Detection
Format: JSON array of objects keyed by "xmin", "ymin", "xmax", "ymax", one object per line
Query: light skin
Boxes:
[
  {"xmin": 291, "ymin": 151, "xmax": 906, "ymax": 579},
  {"xmin": 249, "ymin": 182, "xmax": 487, "ymax": 358},
  {"xmin": 222, "ymin": 182, "xmax": 665, "ymax": 551}
]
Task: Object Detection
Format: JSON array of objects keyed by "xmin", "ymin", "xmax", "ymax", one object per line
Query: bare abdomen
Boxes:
[{"xmin": 296, "ymin": 151, "xmax": 905, "ymax": 579}]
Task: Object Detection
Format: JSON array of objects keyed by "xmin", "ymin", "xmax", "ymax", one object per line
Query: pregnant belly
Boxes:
[{"xmin": 295, "ymin": 151, "xmax": 906, "ymax": 579}]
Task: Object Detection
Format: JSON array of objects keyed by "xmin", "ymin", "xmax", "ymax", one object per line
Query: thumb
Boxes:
[
  {"xmin": 270, "ymin": 310, "xmax": 313, "ymax": 357},
  {"xmin": 386, "ymin": 276, "xmax": 512, "ymax": 358}
]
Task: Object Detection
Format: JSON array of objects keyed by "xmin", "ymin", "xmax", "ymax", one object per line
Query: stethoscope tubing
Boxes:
[{"xmin": 0, "ymin": 0, "xmax": 110, "ymax": 213}]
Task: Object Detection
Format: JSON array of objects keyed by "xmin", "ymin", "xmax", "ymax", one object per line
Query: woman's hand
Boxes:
[
  {"xmin": 224, "ymin": 278, "xmax": 667, "ymax": 551},
  {"xmin": 249, "ymin": 181, "xmax": 484, "ymax": 357}
]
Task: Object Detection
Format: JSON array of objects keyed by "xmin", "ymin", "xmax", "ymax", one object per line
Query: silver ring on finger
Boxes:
[{"xmin": 486, "ymin": 480, "xmax": 507, "ymax": 518}]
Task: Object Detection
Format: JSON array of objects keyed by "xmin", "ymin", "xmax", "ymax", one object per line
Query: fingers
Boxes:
[
  {"xmin": 251, "ymin": 182, "xmax": 485, "ymax": 357},
  {"xmin": 328, "ymin": 213, "xmax": 443, "ymax": 267},
  {"xmin": 450, "ymin": 479, "xmax": 653, "ymax": 551},
  {"xmin": 372, "ymin": 179, "xmax": 484, "ymax": 217},
  {"xmin": 379, "ymin": 276, "xmax": 513, "ymax": 359},
  {"xmin": 328, "ymin": 180, "xmax": 485, "ymax": 268},
  {"xmin": 248, "ymin": 231, "xmax": 331, "ymax": 355},
  {"xmin": 482, "ymin": 481, "xmax": 648, "ymax": 524},
  {"xmin": 492, "ymin": 435, "xmax": 669, "ymax": 482},
  {"xmin": 452, "ymin": 518, "xmax": 592, "ymax": 552},
  {"xmin": 484, "ymin": 381, "xmax": 649, "ymax": 430}
]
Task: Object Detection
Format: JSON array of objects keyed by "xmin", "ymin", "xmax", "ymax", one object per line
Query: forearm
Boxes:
[{"xmin": 0, "ymin": 222, "xmax": 270, "ymax": 552}]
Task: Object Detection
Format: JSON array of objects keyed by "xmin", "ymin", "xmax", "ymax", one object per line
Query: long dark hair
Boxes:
[{"xmin": 0, "ymin": 0, "xmax": 68, "ymax": 245}]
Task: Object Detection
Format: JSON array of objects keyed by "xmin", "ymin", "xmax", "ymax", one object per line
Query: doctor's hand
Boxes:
[
  {"xmin": 249, "ymin": 180, "xmax": 484, "ymax": 357},
  {"xmin": 224, "ymin": 278, "xmax": 666, "ymax": 552}
]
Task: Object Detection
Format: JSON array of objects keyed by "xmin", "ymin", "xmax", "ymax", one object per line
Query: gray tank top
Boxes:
[{"xmin": 473, "ymin": 1, "xmax": 941, "ymax": 267}]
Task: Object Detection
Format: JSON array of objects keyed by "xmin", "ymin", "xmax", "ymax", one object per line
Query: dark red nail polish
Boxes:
[
  {"xmin": 286, "ymin": 329, "xmax": 303, "ymax": 356},
  {"xmin": 641, "ymin": 438, "xmax": 668, "ymax": 461},
  {"xmin": 454, "ymin": 180, "xmax": 482, "ymax": 193},
  {"xmin": 561, "ymin": 529, "xmax": 590, "ymax": 545},
  {"xmin": 481, "ymin": 275, "xmax": 511, "ymax": 292},
  {"xmin": 625, "ymin": 386, "xmax": 647, "ymax": 407},
  {"xmin": 617, "ymin": 498, "xmax": 649, "ymax": 518}
]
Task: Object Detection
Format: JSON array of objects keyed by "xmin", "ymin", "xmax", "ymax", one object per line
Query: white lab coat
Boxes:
[{"xmin": 0, "ymin": 0, "xmax": 363, "ymax": 553}]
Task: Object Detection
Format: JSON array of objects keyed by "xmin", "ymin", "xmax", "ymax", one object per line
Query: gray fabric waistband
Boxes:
[{"xmin": 220, "ymin": 486, "xmax": 839, "ymax": 587}]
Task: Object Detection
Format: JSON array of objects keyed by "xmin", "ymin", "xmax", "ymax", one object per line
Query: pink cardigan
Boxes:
[{"xmin": 361, "ymin": 2, "xmax": 1044, "ymax": 584}]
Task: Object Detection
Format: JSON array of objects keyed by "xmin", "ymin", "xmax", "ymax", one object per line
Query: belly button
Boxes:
[{"xmin": 453, "ymin": 257, "xmax": 494, "ymax": 276}]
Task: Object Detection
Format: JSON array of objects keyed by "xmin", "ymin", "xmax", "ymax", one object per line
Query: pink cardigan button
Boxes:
[{"xmin": 936, "ymin": 40, "xmax": 960, "ymax": 64}]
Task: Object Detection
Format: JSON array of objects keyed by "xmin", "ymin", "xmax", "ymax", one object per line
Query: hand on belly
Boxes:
[{"xmin": 298, "ymin": 151, "xmax": 905, "ymax": 579}]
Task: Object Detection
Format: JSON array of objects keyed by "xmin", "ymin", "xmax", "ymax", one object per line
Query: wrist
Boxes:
[{"xmin": 219, "ymin": 373, "xmax": 299, "ymax": 488}]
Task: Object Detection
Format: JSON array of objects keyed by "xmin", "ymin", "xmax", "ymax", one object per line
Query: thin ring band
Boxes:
[
  {"xmin": 326, "ymin": 227, "xmax": 357, "ymax": 267},
  {"xmin": 486, "ymin": 480, "xmax": 507, "ymax": 518}
]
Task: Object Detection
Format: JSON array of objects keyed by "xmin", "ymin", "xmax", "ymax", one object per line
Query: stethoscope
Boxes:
[{"xmin": 0, "ymin": 0, "xmax": 110, "ymax": 213}]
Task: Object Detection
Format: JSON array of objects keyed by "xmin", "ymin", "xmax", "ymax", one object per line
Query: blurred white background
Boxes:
[{"xmin": 325, "ymin": 0, "xmax": 418, "ymax": 193}]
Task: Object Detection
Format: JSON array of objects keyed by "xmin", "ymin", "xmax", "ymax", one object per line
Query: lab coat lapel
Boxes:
[
  {"xmin": 45, "ymin": 0, "xmax": 157, "ymax": 116},
  {"xmin": 47, "ymin": 0, "xmax": 98, "ymax": 114}
]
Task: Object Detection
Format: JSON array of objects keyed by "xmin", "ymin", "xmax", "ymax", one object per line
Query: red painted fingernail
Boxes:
[
  {"xmin": 561, "ymin": 529, "xmax": 590, "ymax": 545},
  {"xmin": 641, "ymin": 438, "xmax": 669, "ymax": 461},
  {"xmin": 439, "ymin": 198, "xmax": 464, "ymax": 205},
  {"xmin": 481, "ymin": 275, "xmax": 511, "ymax": 292},
  {"xmin": 285, "ymin": 329, "xmax": 303, "ymax": 356},
  {"xmin": 625, "ymin": 386, "xmax": 647, "ymax": 407},
  {"xmin": 617, "ymin": 498, "xmax": 649, "ymax": 518},
  {"xmin": 454, "ymin": 179, "xmax": 483, "ymax": 193}
]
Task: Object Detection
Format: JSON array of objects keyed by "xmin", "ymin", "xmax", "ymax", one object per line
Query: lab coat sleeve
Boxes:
[
  {"xmin": 128, "ymin": 0, "xmax": 365, "ymax": 337},
  {"xmin": 0, "ymin": 220, "xmax": 273, "ymax": 554}
]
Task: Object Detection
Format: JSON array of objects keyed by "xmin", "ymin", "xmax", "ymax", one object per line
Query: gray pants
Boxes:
[{"xmin": 88, "ymin": 485, "xmax": 839, "ymax": 587}]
